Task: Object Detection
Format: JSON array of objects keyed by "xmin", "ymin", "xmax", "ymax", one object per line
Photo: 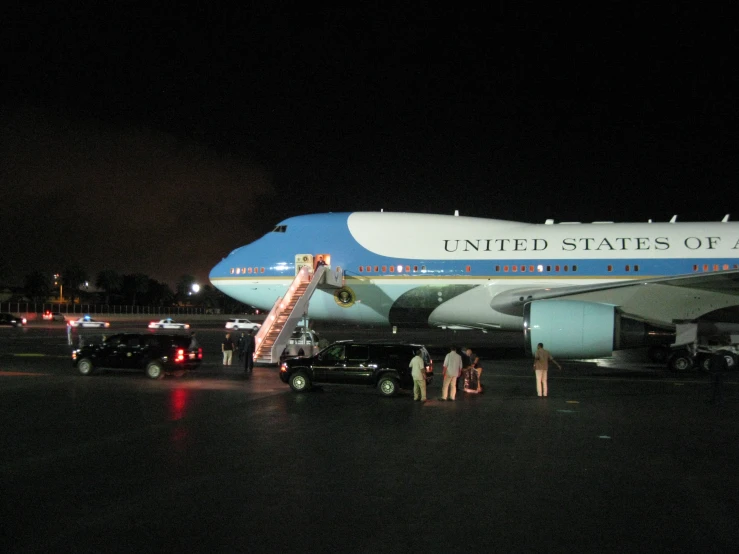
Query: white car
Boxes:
[
  {"xmin": 69, "ymin": 316, "xmax": 110, "ymax": 328},
  {"xmin": 148, "ymin": 318, "xmax": 190, "ymax": 330},
  {"xmin": 225, "ymin": 318, "xmax": 261, "ymax": 331}
]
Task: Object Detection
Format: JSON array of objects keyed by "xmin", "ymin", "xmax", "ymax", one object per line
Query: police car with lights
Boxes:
[
  {"xmin": 148, "ymin": 318, "xmax": 190, "ymax": 330},
  {"xmin": 69, "ymin": 315, "xmax": 110, "ymax": 328}
]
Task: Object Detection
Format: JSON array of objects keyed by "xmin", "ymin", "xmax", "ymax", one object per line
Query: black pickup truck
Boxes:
[
  {"xmin": 72, "ymin": 333, "xmax": 202, "ymax": 379},
  {"xmin": 279, "ymin": 341, "xmax": 433, "ymax": 396}
]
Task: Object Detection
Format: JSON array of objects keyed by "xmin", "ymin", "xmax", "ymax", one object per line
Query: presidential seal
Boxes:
[{"xmin": 334, "ymin": 286, "xmax": 356, "ymax": 308}]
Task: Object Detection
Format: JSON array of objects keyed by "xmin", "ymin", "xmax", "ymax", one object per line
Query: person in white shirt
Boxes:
[
  {"xmin": 409, "ymin": 349, "xmax": 427, "ymax": 402},
  {"xmin": 440, "ymin": 345, "xmax": 463, "ymax": 401}
]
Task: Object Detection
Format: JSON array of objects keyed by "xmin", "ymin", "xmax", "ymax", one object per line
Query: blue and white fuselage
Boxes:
[{"xmin": 210, "ymin": 212, "xmax": 739, "ymax": 350}]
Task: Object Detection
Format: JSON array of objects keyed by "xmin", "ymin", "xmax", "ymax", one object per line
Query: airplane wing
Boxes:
[{"xmin": 490, "ymin": 269, "xmax": 739, "ymax": 325}]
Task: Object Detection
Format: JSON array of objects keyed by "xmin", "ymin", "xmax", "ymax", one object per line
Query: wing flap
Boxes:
[{"xmin": 491, "ymin": 269, "xmax": 739, "ymax": 325}]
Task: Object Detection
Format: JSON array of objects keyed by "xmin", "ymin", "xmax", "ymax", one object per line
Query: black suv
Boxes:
[
  {"xmin": 279, "ymin": 341, "xmax": 433, "ymax": 396},
  {"xmin": 0, "ymin": 313, "xmax": 26, "ymax": 327},
  {"xmin": 72, "ymin": 333, "xmax": 202, "ymax": 379}
]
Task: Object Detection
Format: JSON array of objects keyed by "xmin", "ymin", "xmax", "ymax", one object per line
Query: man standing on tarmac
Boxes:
[
  {"xmin": 533, "ymin": 342, "xmax": 561, "ymax": 397},
  {"xmin": 440, "ymin": 345, "xmax": 463, "ymax": 401},
  {"xmin": 222, "ymin": 333, "xmax": 234, "ymax": 366},
  {"xmin": 236, "ymin": 332, "xmax": 246, "ymax": 362},
  {"xmin": 410, "ymin": 349, "xmax": 427, "ymax": 402},
  {"xmin": 244, "ymin": 328, "xmax": 256, "ymax": 376}
]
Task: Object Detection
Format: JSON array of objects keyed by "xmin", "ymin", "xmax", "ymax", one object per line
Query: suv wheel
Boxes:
[
  {"xmin": 146, "ymin": 361, "xmax": 165, "ymax": 380},
  {"xmin": 289, "ymin": 371, "xmax": 312, "ymax": 392},
  {"xmin": 669, "ymin": 350, "xmax": 693, "ymax": 372},
  {"xmin": 378, "ymin": 375, "xmax": 399, "ymax": 397},
  {"xmin": 77, "ymin": 358, "xmax": 95, "ymax": 376},
  {"xmin": 718, "ymin": 350, "xmax": 737, "ymax": 370},
  {"xmin": 698, "ymin": 354, "xmax": 712, "ymax": 372}
]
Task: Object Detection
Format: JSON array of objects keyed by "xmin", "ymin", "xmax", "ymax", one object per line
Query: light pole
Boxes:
[
  {"xmin": 54, "ymin": 274, "xmax": 63, "ymax": 303},
  {"xmin": 189, "ymin": 283, "xmax": 200, "ymax": 312}
]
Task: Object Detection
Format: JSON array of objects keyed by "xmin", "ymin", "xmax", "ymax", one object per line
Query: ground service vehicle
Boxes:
[
  {"xmin": 667, "ymin": 322, "xmax": 739, "ymax": 372},
  {"xmin": 72, "ymin": 333, "xmax": 202, "ymax": 379},
  {"xmin": 281, "ymin": 328, "xmax": 321, "ymax": 359},
  {"xmin": 279, "ymin": 341, "xmax": 433, "ymax": 396}
]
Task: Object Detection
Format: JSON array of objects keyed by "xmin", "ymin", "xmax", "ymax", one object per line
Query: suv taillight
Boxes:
[
  {"xmin": 197, "ymin": 347, "xmax": 203, "ymax": 360},
  {"xmin": 175, "ymin": 348, "xmax": 185, "ymax": 362}
]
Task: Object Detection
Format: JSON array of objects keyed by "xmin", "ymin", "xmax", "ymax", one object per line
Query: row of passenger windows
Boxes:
[
  {"xmin": 357, "ymin": 263, "xmax": 739, "ymax": 274},
  {"xmin": 695, "ymin": 263, "xmax": 738, "ymax": 271},
  {"xmin": 230, "ymin": 267, "xmax": 265, "ymax": 274},
  {"xmin": 228, "ymin": 263, "xmax": 739, "ymax": 276},
  {"xmin": 358, "ymin": 264, "xmax": 583, "ymax": 273}
]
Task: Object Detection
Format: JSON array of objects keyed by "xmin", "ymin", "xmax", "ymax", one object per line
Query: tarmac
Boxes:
[{"xmin": 1, "ymin": 322, "xmax": 737, "ymax": 553}]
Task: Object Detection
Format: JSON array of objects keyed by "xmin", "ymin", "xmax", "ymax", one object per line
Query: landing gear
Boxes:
[
  {"xmin": 668, "ymin": 350, "xmax": 693, "ymax": 372},
  {"xmin": 648, "ymin": 345, "xmax": 670, "ymax": 364}
]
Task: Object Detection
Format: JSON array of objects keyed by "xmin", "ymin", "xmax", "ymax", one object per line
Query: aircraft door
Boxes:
[
  {"xmin": 295, "ymin": 254, "xmax": 314, "ymax": 275},
  {"xmin": 314, "ymin": 254, "xmax": 331, "ymax": 271}
]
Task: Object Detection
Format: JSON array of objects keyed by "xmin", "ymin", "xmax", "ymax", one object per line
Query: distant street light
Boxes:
[
  {"xmin": 54, "ymin": 273, "xmax": 63, "ymax": 303},
  {"xmin": 191, "ymin": 283, "xmax": 200, "ymax": 294}
]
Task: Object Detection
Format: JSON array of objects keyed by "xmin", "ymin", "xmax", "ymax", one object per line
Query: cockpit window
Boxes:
[{"xmin": 272, "ymin": 225, "xmax": 288, "ymax": 233}]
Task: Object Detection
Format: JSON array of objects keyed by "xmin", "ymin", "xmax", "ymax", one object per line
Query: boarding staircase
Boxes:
[{"xmin": 253, "ymin": 264, "xmax": 343, "ymax": 364}]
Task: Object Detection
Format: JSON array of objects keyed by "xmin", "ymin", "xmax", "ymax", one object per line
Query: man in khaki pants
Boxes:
[
  {"xmin": 440, "ymin": 345, "xmax": 463, "ymax": 401},
  {"xmin": 222, "ymin": 333, "xmax": 234, "ymax": 366},
  {"xmin": 533, "ymin": 343, "xmax": 561, "ymax": 397},
  {"xmin": 409, "ymin": 349, "xmax": 427, "ymax": 401}
]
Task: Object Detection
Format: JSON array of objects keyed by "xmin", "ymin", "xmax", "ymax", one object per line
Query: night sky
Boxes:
[{"xmin": 2, "ymin": 3, "xmax": 738, "ymax": 285}]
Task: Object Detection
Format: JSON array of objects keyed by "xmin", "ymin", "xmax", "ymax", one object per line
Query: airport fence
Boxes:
[{"xmin": 0, "ymin": 303, "xmax": 220, "ymax": 316}]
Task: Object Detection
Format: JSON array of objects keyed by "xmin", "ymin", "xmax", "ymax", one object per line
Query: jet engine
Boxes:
[{"xmin": 523, "ymin": 300, "xmax": 671, "ymax": 358}]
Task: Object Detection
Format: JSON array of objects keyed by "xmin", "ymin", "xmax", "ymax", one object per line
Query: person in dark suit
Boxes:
[
  {"xmin": 244, "ymin": 329, "xmax": 256, "ymax": 375},
  {"xmin": 237, "ymin": 332, "xmax": 246, "ymax": 362}
]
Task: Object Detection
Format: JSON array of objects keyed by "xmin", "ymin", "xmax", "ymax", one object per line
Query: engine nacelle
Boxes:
[
  {"xmin": 524, "ymin": 300, "xmax": 616, "ymax": 358},
  {"xmin": 523, "ymin": 300, "xmax": 672, "ymax": 359}
]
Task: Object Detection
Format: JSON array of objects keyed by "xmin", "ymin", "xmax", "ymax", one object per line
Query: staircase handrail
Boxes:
[
  {"xmin": 265, "ymin": 265, "xmax": 326, "ymax": 361},
  {"xmin": 253, "ymin": 294, "xmax": 284, "ymax": 353},
  {"xmin": 254, "ymin": 265, "xmax": 317, "ymax": 362}
]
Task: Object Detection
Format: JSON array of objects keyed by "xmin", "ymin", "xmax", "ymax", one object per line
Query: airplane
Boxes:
[{"xmin": 209, "ymin": 212, "xmax": 739, "ymax": 360}]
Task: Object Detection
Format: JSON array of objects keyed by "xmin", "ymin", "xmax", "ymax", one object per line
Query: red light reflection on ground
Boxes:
[{"xmin": 168, "ymin": 388, "xmax": 188, "ymax": 421}]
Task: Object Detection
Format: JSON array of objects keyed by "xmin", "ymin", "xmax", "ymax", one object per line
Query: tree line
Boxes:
[{"xmin": 15, "ymin": 265, "xmax": 247, "ymax": 312}]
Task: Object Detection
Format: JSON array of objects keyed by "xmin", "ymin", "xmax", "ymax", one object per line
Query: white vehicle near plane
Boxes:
[
  {"xmin": 282, "ymin": 328, "xmax": 321, "ymax": 359},
  {"xmin": 148, "ymin": 318, "xmax": 190, "ymax": 330},
  {"xmin": 224, "ymin": 318, "xmax": 261, "ymax": 331},
  {"xmin": 69, "ymin": 315, "xmax": 110, "ymax": 328},
  {"xmin": 209, "ymin": 212, "xmax": 739, "ymax": 366}
]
